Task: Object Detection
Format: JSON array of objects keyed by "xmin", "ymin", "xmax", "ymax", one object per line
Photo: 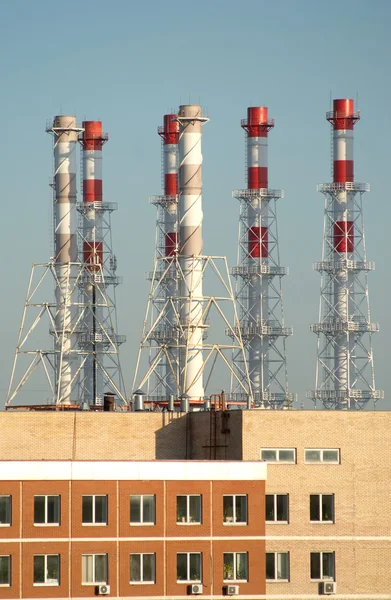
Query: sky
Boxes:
[{"xmin": 0, "ymin": 0, "xmax": 390, "ymax": 409}]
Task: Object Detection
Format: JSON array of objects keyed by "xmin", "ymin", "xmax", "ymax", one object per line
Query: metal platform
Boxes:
[
  {"xmin": 233, "ymin": 188, "xmax": 284, "ymax": 201},
  {"xmin": 230, "ymin": 265, "xmax": 288, "ymax": 277},
  {"xmin": 313, "ymin": 260, "xmax": 375, "ymax": 272},
  {"xmin": 227, "ymin": 322, "xmax": 293, "ymax": 339},
  {"xmin": 310, "ymin": 320, "xmax": 379, "ymax": 334},
  {"xmin": 317, "ymin": 182, "xmax": 370, "ymax": 194}
]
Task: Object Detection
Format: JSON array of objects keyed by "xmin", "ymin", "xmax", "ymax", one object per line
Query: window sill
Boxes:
[
  {"xmin": 223, "ymin": 522, "xmax": 247, "ymax": 526},
  {"xmin": 82, "ymin": 523, "xmax": 108, "ymax": 526},
  {"xmin": 34, "ymin": 523, "xmax": 60, "ymax": 527},
  {"xmin": 130, "ymin": 581, "xmax": 155, "ymax": 585},
  {"xmin": 129, "ymin": 522, "xmax": 155, "ymax": 526},
  {"xmin": 266, "ymin": 579, "xmax": 289, "ymax": 583},
  {"xmin": 0, "ymin": 524, "xmax": 11, "ymax": 527},
  {"xmin": 177, "ymin": 581, "xmax": 202, "ymax": 584},
  {"xmin": 223, "ymin": 580, "xmax": 248, "ymax": 583},
  {"xmin": 311, "ymin": 578, "xmax": 335, "ymax": 582},
  {"xmin": 0, "ymin": 584, "xmax": 10, "ymax": 587},
  {"xmin": 33, "ymin": 583, "xmax": 59, "ymax": 586},
  {"xmin": 177, "ymin": 522, "xmax": 202, "ymax": 525},
  {"xmin": 310, "ymin": 521, "xmax": 334, "ymax": 524},
  {"xmin": 82, "ymin": 582, "xmax": 107, "ymax": 586},
  {"xmin": 266, "ymin": 521, "xmax": 289, "ymax": 524}
]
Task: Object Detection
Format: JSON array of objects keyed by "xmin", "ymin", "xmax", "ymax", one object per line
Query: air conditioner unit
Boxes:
[
  {"xmin": 98, "ymin": 584, "xmax": 110, "ymax": 595},
  {"xmin": 322, "ymin": 581, "xmax": 336, "ymax": 595},
  {"xmin": 226, "ymin": 585, "xmax": 239, "ymax": 595},
  {"xmin": 189, "ymin": 584, "xmax": 203, "ymax": 594}
]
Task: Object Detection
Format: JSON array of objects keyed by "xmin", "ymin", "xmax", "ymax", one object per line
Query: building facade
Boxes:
[{"xmin": 0, "ymin": 459, "xmax": 266, "ymax": 599}]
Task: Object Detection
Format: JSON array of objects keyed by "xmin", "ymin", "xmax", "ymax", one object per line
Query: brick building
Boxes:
[{"xmin": 1, "ymin": 409, "xmax": 391, "ymax": 598}]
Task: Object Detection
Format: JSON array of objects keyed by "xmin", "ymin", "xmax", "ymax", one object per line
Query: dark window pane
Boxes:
[
  {"xmin": 322, "ymin": 496, "xmax": 333, "ymax": 521},
  {"xmin": 279, "ymin": 450, "xmax": 294, "ymax": 462},
  {"xmin": 236, "ymin": 553, "xmax": 248, "ymax": 580},
  {"xmin": 177, "ymin": 554, "xmax": 187, "ymax": 580},
  {"xmin": 189, "ymin": 554, "xmax": 201, "ymax": 580},
  {"xmin": 0, "ymin": 497, "xmax": 11, "ymax": 525},
  {"xmin": 95, "ymin": 555, "xmax": 107, "ymax": 583},
  {"xmin": 47, "ymin": 496, "xmax": 60, "ymax": 524},
  {"xmin": 0, "ymin": 556, "xmax": 10, "ymax": 585},
  {"xmin": 34, "ymin": 556, "xmax": 45, "ymax": 583},
  {"xmin": 130, "ymin": 496, "xmax": 141, "ymax": 523},
  {"xmin": 223, "ymin": 553, "xmax": 234, "ymax": 580},
  {"xmin": 277, "ymin": 495, "xmax": 288, "ymax": 521},
  {"xmin": 95, "ymin": 496, "xmax": 107, "ymax": 524},
  {"xmin": 130, "ymin": 555, "xmax": 141, "ymax": 582},
  {"xmin": 323, "ymin": 552, "xmax": 334, "ymax": 578},
  {"xmin": 82, "ymin": 496, "xmax": 93, "ymax": 523},
  {"xmin": 47, "ymin": 555, "xmax": 59, "ymax": 583},
  {"xmin": 262, "ymin": 450, "xmax": 276, "ymax": 461},
  {"xmin": 277, "ymin": 553, "xmax": 288, "ymax": 579},
  {"xmin": 189, "ymin": 496, "xmax": 201, "ymax": 523},
  {"xmin": 223, "ymin": 496, "xmax": 233, "ymax": 521},
  {"xmin": 265, "ymin": 495, "xmax": 275, "ymax": 521},
  {"xmin": 310, "ymin": 553, "xmax": 321, "ymax": 579},
  {"xmin": 143, "ymin": 496, "xmax": 155, "ymax": 523},
  {"xmin": 310, "ymin": 495, "xmax": 320, "ymax": 521},
  {"xmin": 143, "ymin": 554, "xmax": 155, "ymax": 582},
  {"xmin": 266, "ymin": 553, "xmax": 275, "ymax": 579},
  {"xmin": 236, "ymin": 496, "xmax": 247, "ymax": 522},
  {"xmin": 34, "ymin": 497, "xmax": 45, "ymax": 524},
  {"xmin": 306, "ymin": 450, "xmax": 320, "ymax": 462},
  {"xmin": 177, "ymin": 496, "xmax": 187, "ymax": 522},
  {"xmin": 323, "ymin": 450, "xmax": 339, "ymax": 463}
]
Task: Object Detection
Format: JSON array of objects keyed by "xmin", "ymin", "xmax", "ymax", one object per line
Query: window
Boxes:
[
  {"xmin": 177, "ymin": 553, "xmax": 202, "ymax": 582},
  {"xmin": 266, "ymin": 552, "xmax": 289, "ymax": 581},
  {"xmin": 130, "ymin": 495, "xmax": 155, "ymax": 524},
  {"xmin": 223, "ymin": 495, "xmax": 247, "ymax": 524},
  {"xmin": 82, "ymin": 495, "xmax": 107, "ymax": 525},
  {"xmin": 310, "ymin": 552, "xmax": 335, "ymax": 580},
  {"xmin": 34, "ymin": 496, "xmax": 60, "ymax": 525},
  {"xmin": 310, "ymin": 495, "xmax": 334, "ymax": 523},
  {"xmin": 177, "ymin": 495, "xmax": 201, "ymax": 524},
  {"xmin": 33, "ymin": 555, "xmax": 59, "ymax": 585},
  {"xmin": 0, "ymin": 556, "xmax": 11, "ymax": 586},
  {"xmin": 305, "ymin": 449, "xmax": 340, "ymax": 464},
  {"xmin": 261, "ymin": 448, "xmax": 296, "ymax": 463},
  {"xmin": 0, "ymin": 497, "xmax": 11, "ymax": 526},
  {"xmin": 223, "ymin": 553, "xmax": 248, "ymax": 581},
  {"xmin": 130, "ymin": 553, "xmax": 155, "ymax": 583},
  {"xmin": 266, "ymin": 495, "xmax": 289, "ymax": 523},
  {"xmin": 82, "ymin": 554, "xmax": 108, "ymax": 584}
]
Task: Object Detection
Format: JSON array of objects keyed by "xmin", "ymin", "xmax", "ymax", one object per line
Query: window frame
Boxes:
[
  {"xmin": 304, "ymin": 449, "xmax": 340, "ymax": 464},
  {"xmin": 0, "ymin": 555, "xmax": 11, "ymax": 586},
  {"xmin": 0, "ymin": 496, "xmax": 11, "ymax": 527},
  {"xmin": 130, "ymin": 494, "xmax": 155, "ymax": 525},
  {"xmin": 266, "ymin": 552, "xmax": 290, "ymax": 582},
  {"xmin": 310, "ymin": 551, "xmax": 335, "ymax": 581},
  {"xmin": 130, "ymin": 553, "xmax": 156, "ymax": 584},
  {"xmin": 223, "ymin": 552, "xmax": 248, "ymax": 582},
  {"xmin": 82, "ymin": 495, "xmax": 108, "ymax": 526},
  {"xmin": 310, "ymin": 494, "xmax": 334, "ymax": 523},
  {"xmin": 266, "ymin": 494, "xmax": 289, "ymax": 523},
  {"xmin": 223, "ymin": 495, "xmax": 248, "ymax": 525},
  {"xmin": 33, "ymin": 554, "xmax": 60, "ymax": 586},
  {"xmin": 34, "ymin": 495, "xmax": 60, "ymax": 526},
  {"xmin": 82, "ymin": 553, "xmax": 108, "ymax": 585},
  {"xmin": 176, "ymin": 552, "xmax": 202, "ymax": 583},
  {"xmin": 261, "ymin": 448, "xmax": 296, "ymax": 464},
  {"xmin": 176, "ymin": 495, "xmax": 202, "ymax": 524}
]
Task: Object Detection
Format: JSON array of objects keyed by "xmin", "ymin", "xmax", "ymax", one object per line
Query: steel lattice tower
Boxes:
[
  {"xmin": 309, "ymin": 99, "xmax": 383, "ymax": 409},
  {"xmin": 229, "ymin": 106, "xmax": 295, "ymax": 408}
]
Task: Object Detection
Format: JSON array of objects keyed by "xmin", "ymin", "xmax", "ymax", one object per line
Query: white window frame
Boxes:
[
  {"xmin": 176, "ymin": 552, "xmax": 202, "ymax": 583},
  {"xmin": 82, "ymin": 553, "xmax": 108, "ymax": 585},
  {"xmin": 305, "ymin": 449, "xmax": 340, "ymax": 464},
  {"xmin": 0, "ymin": 496, "xmax": 11, "ymax": 527},
  {"xmin": 261, "ymin": 448, "xmax": 296, "ymax": 463},
  {"xmin": 130, "ymin": 553, "xmax": 155, "ymax": 584},
  {"xmin": 176, "ymin": 495, "xmax": 202, "ymax": 524},
  {"xmin": 0, "ymin": 555, "xmax": 11, "ymax": 586},
  {"xmin": 33, "ymin": 554, "xmax": 60, "ymax": 586},
  {"xmin": 266, "ymin": 494, "xmax": 289, "ymax": 523},
  {"xmin": 223, "ymin": 552, "xmax": 248, "ymax": 582},
  {"xmin": 310, "ymin": 551, "xmax": 335, "ymax": 581},
  {"xmin": 266, "ymin": 552, "xmax": 289, "ymax": 582},
  {"xmin": 130, "ymin": 494, "xmax": 155, "ymax": 525},
  {"xmin": 223, "ymin": 495, "xmax": 247, "ymax": 525},
  {"xmin": 34, "ymin": 495, "xmax": 60, "ymax": 526},
  {"xmin": 82, "ymin": 495, "xmax": 107, "ymax": 525},
  {"xmin": 310, "ymin": 494, "xmax": 334, "ymax": 523}
]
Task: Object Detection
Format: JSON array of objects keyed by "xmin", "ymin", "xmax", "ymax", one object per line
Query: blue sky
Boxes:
[{"xmin": 1, "ymin": 0, "xmax": 390, "ymax": 407}]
